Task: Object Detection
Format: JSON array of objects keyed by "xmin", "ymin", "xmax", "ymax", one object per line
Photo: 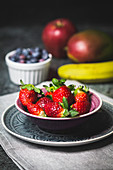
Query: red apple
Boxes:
[{"xmin": 42, "ymin": 18, "xmax": 77, "ymax": 58}]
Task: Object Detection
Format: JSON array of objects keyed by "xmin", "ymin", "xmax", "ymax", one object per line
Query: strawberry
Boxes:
[
  {"xmin": 36, "ymin": 97, "xmax": 52, "ymax": 109},
  {"xmin": 43, "ymin": 78, "xmax": 75, "ymax": 106},
  {"xmin": 75, "ymin": 91, "xmax": 89, "ymax": 102},
  {"xmin": 52, "ymin": 85, "xmax": 74, "ymax": 105},
  {"xmin": 74, "ymin": 85, "xmax": 89, "ymax": 102},
  {"xmin": 19, "ymin": 80, "xmax": 42, "ymax": 107},
  {"xmin": 19, "ymin": 89, "xmax": 37, "ymax": 107},
  {"xmin": 27, "ymin": 102, "xmax": 46, "ymax": 117},
  {"xmin": 72, "ymin": 100, "xmax": 91, "ymax": 115},
  {"xmin": 44, "ymin": 102, "xmax": 69, "ymax": 118}
]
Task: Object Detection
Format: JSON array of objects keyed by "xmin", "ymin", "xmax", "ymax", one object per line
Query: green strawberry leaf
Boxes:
[
  {"xmin": 26, "ymin": 85, "xmax": 33, "ymax": 91},
  {"xmin": 59, "ymin": 102, "xmax": 65, "ymax": 108},
  {"xmin": 74, "ymin": 85, "xmax": 89, "ymax": 96},
  {"xmin": 52, "ymin": 78, "xmax": 60, "ymax": 87},
  {"xmin": 50, "ymin": 86, "xmax": 56, "ymax": 91},
  {"xmin": 74, "ymin": 88, "xmax": 78, "ymax": 96},
  {"xmin": 63, "ymin": 109, "xmax": 69, "ymax": 117},
  {"xmin": 52, "ymin": 78, "xmax": 66, "ymax": 88},
  {"xmin": 43, "ymin": 83, "xmax": 56, "ymax": 92},
  {"xmin": 21, "ymin": 84, "xmax": 34, "ymax": 90},
  {"xmin": 79, "ymin": 85, "xmax": 84, "ymax": 90},
  {"xmin": 20, "ymin": 80, "xmax": 42, "ymax": 94},
  {"xmin": 69, "ymin": 110, "xmax": 79, "ymax": 117},
  {"xmin": 84, "ymin": 85, "xmax": 89, "ymax": 93},
  {"xmin": 59, "ymin": 78, "xmax": 66, "ymax": 85},
  {"xmin": 20, "ymin": 79, "xmax": 25, "ymax": 86},
  {"xmin": 62, "ymin": 97, "xmax": 69, "ymax": 109},
  {"xmin": 34, "ymin": 86, "xmax": 41, "ymax": 93},
  {"xmin": 68, "ymin": 84, "xmax": 75, "ymax": 91}
]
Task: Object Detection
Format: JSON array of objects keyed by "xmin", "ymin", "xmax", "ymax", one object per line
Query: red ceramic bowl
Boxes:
[{"xmin": 15, "ymin": 89, "xmax": 102, "ymax": 132}]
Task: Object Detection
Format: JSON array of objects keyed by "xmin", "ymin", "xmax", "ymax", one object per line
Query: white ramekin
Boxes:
[{"xmin": 5, "ymin": 50, "xmax": 52, "ymax": 85}]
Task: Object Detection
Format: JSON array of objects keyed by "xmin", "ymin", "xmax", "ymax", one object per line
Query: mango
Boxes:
[{"xmin": 67, "ymin": 29, "xmax": 113, "ymax": 63}]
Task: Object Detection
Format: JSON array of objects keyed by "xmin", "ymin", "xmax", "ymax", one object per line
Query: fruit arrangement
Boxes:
[
  {"xmin": 7, "ymin": 18, "xmax": 113, "ymax": 84},
  {"xmin": 42, "ymin": 18, "xmax": 113, "ymax": 62},
  {"xmin": 19, "ymin": 78, "xmax": 91, "ymax": 118},
  {"xmin": 9, "ymin": 47, "xmax": 49, "ymax": 64},
  {"xmin": 42, "ymin": 18, "xmax": 113, "ymax": 83}
]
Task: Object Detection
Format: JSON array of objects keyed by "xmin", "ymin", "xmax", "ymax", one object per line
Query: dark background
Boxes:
[{"xmin": 0, "ymin": 1, "xmax": 113, "ymax": 27}]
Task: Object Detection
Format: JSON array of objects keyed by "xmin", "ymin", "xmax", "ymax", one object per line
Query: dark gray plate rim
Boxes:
[{"xmin": 1, "ymin": 100, "xmax": 113, "ymax": 147}]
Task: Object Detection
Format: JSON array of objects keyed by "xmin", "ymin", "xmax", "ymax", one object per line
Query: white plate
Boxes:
[{"xmin": 1, "ymin": 100, "xmax": 113, "ymax": 147}]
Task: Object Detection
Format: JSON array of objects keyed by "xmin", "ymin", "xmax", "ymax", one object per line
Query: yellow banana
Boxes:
[{"xmin": 58, "ymin": 60, "xmax": 113, "ymax": 83}]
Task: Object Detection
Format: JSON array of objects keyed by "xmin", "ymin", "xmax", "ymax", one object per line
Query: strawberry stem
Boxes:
[
  {"xmin": 20, "ymin": 80, "xmax": 42, "ymax": 94},
  {"xmin": 74, "ymin": 85, "xmax": 89, "ymax": 96},
  {"xmin": 20, "ymin": 80, "xmax": 24, "ymax": 86},
  {"xmin": 52, "ymin": 78, "xmax": 66, "ymax": 87}
]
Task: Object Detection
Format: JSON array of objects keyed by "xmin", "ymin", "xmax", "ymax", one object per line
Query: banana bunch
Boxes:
[{"xmin": 58, "ymin": 60, "xmax": 113, "ymax": 83}]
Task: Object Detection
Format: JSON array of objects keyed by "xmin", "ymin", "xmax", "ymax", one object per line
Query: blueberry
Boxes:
[
  {"xmin": 26, "ymin": 55, "xmax": 31, "ymax": 60},
  {"xmin": 22, "ymin": 48, "xmax": 29, "ymax": 56},
  {"xmin": 42, "ymin": 53, "xmax": 49, "ymax": 60},
  {"xmin": 15, "ymin": 54, "xmax": 19, "ymax": 60},
  {"xmin": 26, "ymin": 60, "xmax": 31, "ymax": 64},
  {"xmin": 35, "ymin": 47, "xmax": 40, "ymax": 52},
  {"xmin": 16, "ymin": 48, "xmax": 22, "ymax": 55},
  {"xmin": 33, "ymin": 51, "xmax": 42, "ymax": 58},
  {"xmin": 9, "ymin": 53, "xmax": 19, "ymax": 62},
  {"xmin": 9, "ymin": 47, "xmax": 48, "ymax": 64},
  {"xmin": 30, "ymin": 58, "xmax": 38, "ymax": 63},
  {"xmin": 42, "ymin": 49, "xmax": 47, "ymax": 54},
  {"xmin": 9, "ymin": 56, "xmax": 17, "ymax": 62},
  {"xmin": 32, "ymin": 52, "xmax": 38, "ymax": 58},
  {"xmin": 27, "ymin": 48, "xmax": 33, "ymax": 55},
  {"xmin": 36, "ymin": 47, "xmax": 42, "ymax": 53}
]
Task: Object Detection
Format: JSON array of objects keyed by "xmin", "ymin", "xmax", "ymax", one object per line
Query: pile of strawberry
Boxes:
[{"xmin": 19, "ymin": 78, "xmax": 91, "ymax": 118}]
